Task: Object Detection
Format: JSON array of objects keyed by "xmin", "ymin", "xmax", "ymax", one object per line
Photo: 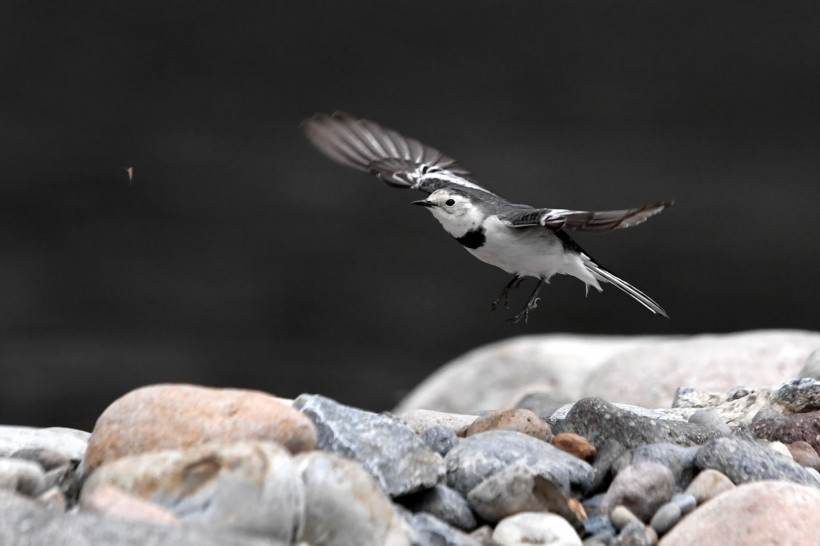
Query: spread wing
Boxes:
[
  {"xmin": 498, "ymin": 201, "xmax": 674, "ymax": 232},
  {"xmin": 301, "ymin": 112, "xmax": 493, "ymax": 195}
]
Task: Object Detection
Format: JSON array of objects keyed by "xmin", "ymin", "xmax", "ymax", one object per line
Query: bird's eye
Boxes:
[{"xmin": 445, "ymin": 199, "xmax": 455, "ymax": 207}]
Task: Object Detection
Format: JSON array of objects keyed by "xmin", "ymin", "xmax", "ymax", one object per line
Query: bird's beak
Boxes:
[{"xmin": 412, "ymin": 199, "xmax": 435, "ymax": 207}]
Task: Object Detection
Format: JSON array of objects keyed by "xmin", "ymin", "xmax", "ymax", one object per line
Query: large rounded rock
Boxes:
[
  {"xmin": 395, "ymin": 335, "xmax": 660, "ymax": 413},
  {"xmin": 584, "ymin": 330, "xmax": 820, "ymax": 408},
  {"xmin": 85, "ymin": 384, "xmax": 316, "ymax": 473},
  {"xmin": 660, "ymin": 481, "xmax": 820, "ymax": 545},
  {"xmin": 492, "ymin": 512, "xmax": 582, "ymax": 546}
]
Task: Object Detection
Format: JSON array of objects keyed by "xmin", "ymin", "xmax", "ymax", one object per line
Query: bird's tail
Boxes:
[{"xmin": 584, "ymin": 259, "xmax": 669, "ymax": 318}]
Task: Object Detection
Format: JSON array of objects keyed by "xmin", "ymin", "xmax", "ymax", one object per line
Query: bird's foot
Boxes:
[{"xmin": 510, "ymin": 297, "xmax": 540, "ymax": 325}]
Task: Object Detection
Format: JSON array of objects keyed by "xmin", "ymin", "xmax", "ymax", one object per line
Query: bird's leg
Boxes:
[
  {"xmin": 490, "ymin": 275, "xmax": 525, "ymax": 311},
  {"xmin": 511, "ymin": 279, "xmax": 543, "ymax": 324}
]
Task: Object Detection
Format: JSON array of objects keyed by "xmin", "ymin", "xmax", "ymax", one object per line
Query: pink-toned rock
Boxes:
[
  {"xmin": 786, "ymin": 441, "xmax": 820, "ymax": 471},
  {"xmin": 81, "ymin": 484, "xmax": 178, "ymax": 524},
  {"xmin": 85, "ymin": 384, "xmax": 316, "ymax": 473},
  {"xmin": 462, "ymin": 409, "xmax": 550, "ymax": 441},
  {"xmin": 660, "ymin": 481, "xmax": 820, "ymax": 546}
]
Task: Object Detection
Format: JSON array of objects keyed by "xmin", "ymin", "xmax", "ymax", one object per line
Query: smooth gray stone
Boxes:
[
  {"xmin": 618, "ymin": 521, "xmax": 650, "ymax": 546},
  {"xmin": 406, "ymin": 513, "xmax": 481, "ymax": 546},
  {"xmin": 403, "ymin": 484, "xmax": 476, "ymax": 531},
  {"xmin": 513, "ymin": 391, "xmax": 573, "ymax": 419},
  {"xmin": 294, "ymin": 394, "xmax": 444, "ymax": 496},
  {"xmin": 649, "ymin": 501, "xmax": 682, "ymax": 535},
  {"xmin": 466, "ymin": 465, "xmax": 583, "ymax": 533},
  {"xmin": 552, "ymin": 398, "xmax": 720, "ymax": 450},
  {"xmin": 669, "ymin": 493, "xmax": 697, "ymax": 515},
  {"xmin": 696, "ymin": 436, "xmax": 820, "ymax": 488},
  {"xmin": 0, "ymin": 491, "xmax": 286, "ymax": 546},
  {"xmin": 582, "ymin": 515, "xmax": 616, "ymax": 537},
  {"xmin": 687, "ymin": 410, "xmax": 732, "ymax": 436},
  {"xmin": 629, "ymin": 443, "xmax": 699, "ymax": 489},
  {"xmin": 602, "ymin": 463, "xmax": 675, "ymax": 523},
  {"xmin": 421, "ymin": 427, "xmax": 459, "ymax": 456}
]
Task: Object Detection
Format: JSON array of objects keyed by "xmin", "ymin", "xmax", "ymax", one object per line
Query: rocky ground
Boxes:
[{"xmin": 2, "ymin": 329, "xmax": 820, "ymax": 545}]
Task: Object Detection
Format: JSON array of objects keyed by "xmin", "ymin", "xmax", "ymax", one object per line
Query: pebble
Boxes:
[
  {"xmin": 767, "ymin": 440, "xmax": 793, "ymax": 460},
  {"xmin": 296, "ymin": 451, "xmax": 410, "ymax": 546},
  {"xmin": 785, "ymin": 440, "xmax": 820, "ymax": 470},
  {"xmin": 629, "ymin": 443, "xmax": 699, "ymax": 489},
  {"xmin": 552, "ymin": 398, "xmax": 720, "ymax": 451},
  {"xmin": 466, "ymin": 464, "xmax": 582, "ymax": 532},
  {"xmin": 648, "ymin": 501, "xmax": 681, "ymax": 535},
  {"xmin": 601, "ymin": 463, "xmax": 675, "ymax": 522},
  {"xmin": 85, "ymin": 384, "xmax": 317, "ymax": 473},
  {"xmin": 445, "ymin": 431, "xmax": 594, "ymax": 499},
  {"xmin": 661, "ymin": 481, "xmax": 820, "ymax": 545},
  {"xmin": 618, "ymin": 520, "xmax": 652, "ymax": 546},
  {"xmin": 81, "ymin": 441, "xmax": 305, "ymax": 542},
  {"xmin": 582, "ymin": 515, "xmax": 615, "ymax": 537},
  {"xmin": 295, "ymin": 394, "xmax": 444, "ymax": 497},
  {"xmin": 609, "ymin": 505, "xmax": 641, "ymax": 530},
  {"xmin": 695, "ymin": 436, "xmax": 820, "ymax": 487},
  {"xmin": 402, "ymin": 483, "xmax": 477, "ymax": 531},
  {"xmin": 684, "ymin": 469, "xmax": 735, "ymax": 504},
  {"xmin": 463, "ymin": 409, "xmax": 551, "ymax": 441},
  {"xmin": 492, "ymin": 512, "xmax": 582, "ymax": 546},
  {"xmin": 552, "ymin": 433, "xmax": 596, "ymax": 461},
  {"xmin": 686, "ymin": 410, "xmax": 732, "ymax": 435},
  {"xmin": 668, "ymin": 493, "xmax": 696, "ymax": 515},
  {"xmin": 420, "ymin": 426, "xmax": 460, "ymax": 456}
]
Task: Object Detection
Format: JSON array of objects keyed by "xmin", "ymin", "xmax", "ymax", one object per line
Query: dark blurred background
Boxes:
[{"xmin": 2, "ymin": 1, "xmax": 819, "ymax": 430}]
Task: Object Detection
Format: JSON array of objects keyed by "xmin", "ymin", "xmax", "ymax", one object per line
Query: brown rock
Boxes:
[
  {"xmin": 85, "ymin": 384, "xmax": 316, "ymax": 473},
  {"xmin": 660, "ymin": 481, "xmax": 820, "ymax": 546},
  {"xmin": 786, "ymin": 440, "xmax": 820, "ymax": 471},
  {"xmin": 751, "ymin": 410, "xmax": 820, "ymax": 454},
  {"xmin": 552, "ymin": 432, "xmax": 596, "ymax": 461},
  {"xmin": 462, "ymin": 409, "xmax": 550, "ymax": 441},
  {"xmin": 81, "ymin": 484, "xmax": 178, "ymax": 524}
]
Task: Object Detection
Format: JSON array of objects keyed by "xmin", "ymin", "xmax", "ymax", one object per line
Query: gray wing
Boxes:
[
  {"xmin": 300, "ymin": 112, "xmax": 492, "ymax": 194},
  {"xmin": 498, "ymin": 201, "xmax": 674, "ymax": 232}
]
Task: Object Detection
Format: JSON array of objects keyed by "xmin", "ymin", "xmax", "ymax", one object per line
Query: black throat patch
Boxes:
[{"xmin": 455, "ymin": 227, "xmax": 486, "ymax": 249}]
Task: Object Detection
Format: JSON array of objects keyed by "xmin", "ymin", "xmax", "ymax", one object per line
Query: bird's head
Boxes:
[{"xmin": 412, "ymin": 189, "xmax": 484, "ymax": 236}]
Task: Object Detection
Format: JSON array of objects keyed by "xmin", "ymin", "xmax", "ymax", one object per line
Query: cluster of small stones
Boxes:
[{"xmin": 1, "ymin": 377, "xmax": 820, "ymax": 545}]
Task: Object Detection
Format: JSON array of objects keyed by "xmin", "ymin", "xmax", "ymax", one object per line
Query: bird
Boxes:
[{"xmin": 301, "ymin": 112, "xmax": 673, "ymax": 322}]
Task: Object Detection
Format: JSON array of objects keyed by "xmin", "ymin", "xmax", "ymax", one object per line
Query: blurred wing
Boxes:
[
  {"xmin": 499, "ymin": 201, "xmax": 674, "ymax": 232},
  {"xmin": 301, "ymin": 112, "xmax": 492, "ymax": 194}
]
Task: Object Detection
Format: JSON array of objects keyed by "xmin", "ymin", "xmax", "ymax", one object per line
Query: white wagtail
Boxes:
[{"xmin": 301, "ymin": 112, "xmax": 673, "ymax": 322}]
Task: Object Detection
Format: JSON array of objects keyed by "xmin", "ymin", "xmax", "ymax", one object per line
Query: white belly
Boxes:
[{"xmin": 465, "ymin": 216, "xmax": 599, "ymax": 287}]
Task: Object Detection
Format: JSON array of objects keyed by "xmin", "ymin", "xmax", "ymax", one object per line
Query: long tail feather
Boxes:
[{"xmin": 584, "ymin": 260, "xmax": 668, "ymax": 318}]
